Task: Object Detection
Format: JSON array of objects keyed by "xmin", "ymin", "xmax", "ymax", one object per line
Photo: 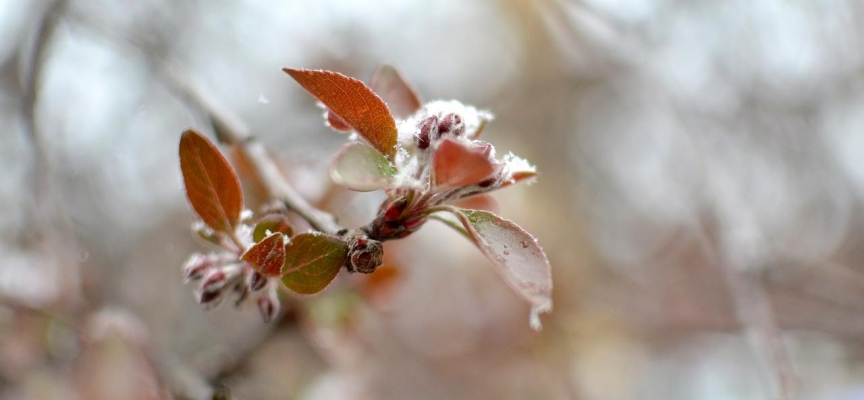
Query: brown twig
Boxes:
[{"xmin": 157, "ymin": 61, "xmax": 344, "ymax": 236}]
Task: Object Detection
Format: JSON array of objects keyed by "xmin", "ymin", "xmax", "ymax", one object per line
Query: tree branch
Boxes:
[{"xmin": 157, "ymin": 61, "xmax": 344, "ymax": 236}]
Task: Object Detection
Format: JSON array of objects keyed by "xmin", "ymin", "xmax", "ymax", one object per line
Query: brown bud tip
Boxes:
[
  {"xmin": 257, "ymin": 295, "xmax": 279, "ymax": 323},
  {"xmin": 346, "ymin": 235, "xmax": 384, "ymax": 274},
  {"xmin": 247, "ymin": 271, "xmax": 267, "ymax": 291},
  {"xmin": 200, "ymin": 269, "xmax": 227, "ymax": 294},
  {"xmin": 183, "ymin": 253, "xmax": 218, "ymax": 282},
  {"xmin": 416, "ymin": 115, "xmax": 438, "ymax": 149},
  {"xmin": 438, "ymin": 113, "xmax": 465, "ymax": 137}
]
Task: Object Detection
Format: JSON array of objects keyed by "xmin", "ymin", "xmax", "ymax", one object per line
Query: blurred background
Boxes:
[{"xmin": 2, "ymin": 0, "xmax": 864, "ymax": 399}]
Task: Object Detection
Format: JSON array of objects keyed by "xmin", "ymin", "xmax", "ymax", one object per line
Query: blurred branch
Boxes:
[
  {"xmin": 156, "ymin": 61, "xmax": 344, "ymax": 236},
  {"xmin": 19, "ymin": 0, "xmax": 65, "ymax": 237},
  {"xmin": 693, "ymin": 223, "xmax": 800, "ymax": 400}
]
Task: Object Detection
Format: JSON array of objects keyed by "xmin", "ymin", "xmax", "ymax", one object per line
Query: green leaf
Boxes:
[
  {"xmin": 253, "ymin": 214, "xmax": 294, "ymax": 243},
  {"xmin": 440, "ymin": 207, "xmax": 552, "ymax": 330},
  {"xmin": 179, "ymin": 129, "xmax": 244, "ymax": 233},
  {"xmin": 241, "ymin": 232, "xmax": 285, "ymax": 277},
  {"xmin": 329, "ymin": 142, "xmax": 398, "ymax": 192},
  {"xmin": 284, "ymin": 68, "xmax": 398, "ymax": 160},
  {"xmin": 281, "ymin": 233, "xmax": 349, "ymax": 295}
]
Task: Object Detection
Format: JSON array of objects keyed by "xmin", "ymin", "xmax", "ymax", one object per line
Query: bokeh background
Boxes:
[{"xmin": 2, "ymin": 0, "xmax": 864, "ymax": 399}]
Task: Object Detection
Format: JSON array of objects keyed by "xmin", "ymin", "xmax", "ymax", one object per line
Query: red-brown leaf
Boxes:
[
  {"xmin": 433, "ymin": 138, "xmax": 498, "ymax": 189},
  {"xmin": 241, "ymin": 232, "xmax": 286, "ymax": 277},
  {"xmin": 284, "ymin": 68, "xmax": 398, "ymax": 160},
  {"xmin": 326, "ymin": 109, "xmax": 352, "ymax": 132},
  {"xmin": 179, "ymin": 129, "xmax": 244, "ymax": 233},
  {"xmin": 369, "ymin": 65, "xmax": 422, "ymax": 119}
]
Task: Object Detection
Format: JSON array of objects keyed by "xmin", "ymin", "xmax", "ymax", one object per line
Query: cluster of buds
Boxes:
[
  {"xmin": 182, "ymin": 223, "xmax": 280, "ymax": 323},
  {"xmin": 356, "ymin": 101, "xmax": 537, "ymax": 245}
]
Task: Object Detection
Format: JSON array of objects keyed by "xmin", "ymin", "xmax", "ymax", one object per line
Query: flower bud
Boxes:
[
  {"xmin": 383, "ymin": 197, "xmax": 408, "ymax": 221},
  {"xmin": 346, "ymin": 236, "xmax": 384, "ymax": 274},
  {"xmin": 416, "ymin": 115, "xmax": 438, "ymax": 149},
  {"xmin": 183, "ymin": 253, "xmax": 219, "ymax": 282},
  {"xmin": 257, "ymin": 293, "xmax": 279, "ymax": 323},
  {"xmin": 197, "ymin": 288, "xmax": 224, "ymax": 308},
  {"xmin": 199, "ymin": 269, "xmax": 227, "ymax": 294},
  {"xmin": 247, "ymin": 271, "xmax": 267, "ymax": 292},
  {"xmin": 438, "ymin": 113, "xmax": 465, "ymax": 137}
]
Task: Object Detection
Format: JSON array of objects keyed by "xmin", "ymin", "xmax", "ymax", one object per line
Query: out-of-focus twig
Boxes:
[
  {"xmin": 19, "ymin": 0, "xmax": 65, "ymax": 238},
  {"xmin": 692, "ymin": 222, "xmax": 800, "ymax": 400},
  {"xmin": 156, "ymin": 62, "xmax": 344, "ymax": 236}
]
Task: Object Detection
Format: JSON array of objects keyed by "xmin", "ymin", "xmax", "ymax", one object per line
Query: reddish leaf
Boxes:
[
  {"xmin": 329, "ymin": 142, "xmax": 398, "ymax": 192},
  {"xmin": 241, "ymin": 233, "xmax": 286, "ymax": 277},
  {"xmin": 326, "ymin": 110, "xmax": 352, "ymax": 132},
  {"xmin": 433, "ymin": 138, "xmax": 497, "ymax": 189},
  {"xmin": 452, "ymin": 194, "xmax": 499, "ymax": 213},
  {"xmin": 281, "ymin": 233, "xmax": 349, "ymax": 295},
  {"xmin": 443, "ymin": 207, "xmax": 552, "ymax": 330},
  {"xmin": 179, "ymin": 129, "xmax": 244, "ymax": 233},
  {"xmin": 369, "ymin": 65, "xmax": 422, "ymax": 119},
  {"xmin": 284, "ymin": 68, "xmax": 398, "ymax": 160},
  {"xmin": 253, "ymin": 214, "xmax": 294, "ymax": 243}
]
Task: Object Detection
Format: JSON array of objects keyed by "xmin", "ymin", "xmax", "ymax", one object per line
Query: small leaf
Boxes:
[
  {"xmin": 241, "ymin": 233, "xmax": 286, "ymax": 277},
  {"xmin": 329, "ymin": 142, "xmax": 398, "ymax": 192},
  {"xmin": 369, "ymin": 65, "xmax": 422, "ymax": 119},
  {"xmin": 326, "ymin": 110, "xmax": 352, "ymax": 132},
  {"xmin": 253, "ymin": 214, "xmax": 294, "ymax": 243},
  {"xmin": 179, "ymin": 129, "xmax": 244, "ymax": 233},
  {"xmin": 284, "ymin": 68, "xmax": 398, "ymax": 160},
  {"xmin": 433, "ymin": 138, "xmax": 497, "ymax": 189},
  {"xmin": 281, "ymin": 233, "xmax": 349, "ymax": 295},
  {"xmin": 442, "ymin": 207, "xmax": 552, "ymax": 330}
]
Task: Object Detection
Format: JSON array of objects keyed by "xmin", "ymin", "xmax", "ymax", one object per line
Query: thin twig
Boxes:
[
  {"xmin": 157, "ymin": 61, "xmax": 344, "ymax": 236},
  {"xmin": 692, "ymin": 222, "xmax": 800, "ymax": 400}
]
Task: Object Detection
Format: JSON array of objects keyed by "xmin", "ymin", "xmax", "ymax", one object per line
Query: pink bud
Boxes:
[
  {"xmin": 438, "ymin": 113, "xmax": 465, "ymax": 137},
  {"xmin": 416, "ymin": 115, "xmax": 438, "ymax": 149},
  {"xmin": 200, "ymin": 269, "xmax": 227, "ymax": 294},
  {"xmin": 247, "ymin": 271, "xmax": 267, "ymax": 291},
  {"xmin": 257, "ymin": 295, "xmax": 279, "ymax": 323},
  {"xmin": 183, "ymin": 253, "xmax": 218, "ymax": 282}
]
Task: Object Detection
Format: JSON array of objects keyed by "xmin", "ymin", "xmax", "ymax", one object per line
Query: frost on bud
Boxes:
[
  {"xmin": 438, "ymin": 113, "xmax": 465, "ymax": 137},
  {"xmin": 257, "ymin": 292, "xmax": 279, "ymax": 323},
  {"xmin": 183, "ymin": 253, "xmax": 219, "ymax": 282},
  {"xmin": 416, "ymin": 115, "xmax": 438, "ymax": 150},
  {"xmin": 200, "ymin": 269, "xmax": 227, "ymax": 295},
  {"xmin": 346, "ymin": 236, "xmax": 384, "ymax": 274}
]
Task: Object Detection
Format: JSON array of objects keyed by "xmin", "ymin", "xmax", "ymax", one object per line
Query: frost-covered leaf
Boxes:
[
  {"xmin": 241, "ymin": 232, "xmax": 286, "ymax": 277},
  {"xmin": 179, "ymin": 129, "xmax": 244, "ymax": 233},
  {"xmin": 433, "ymin": 138, "xmax": 497, "ymax": 189},
  {"xmin": 281, "ymin": 233, "xmax": 349, "ymax": 295},
  {"xmin": 253, "ymin": 214, "xmax": 294, "ymax": 243},
  {"xmin": 329, "ymin": 142, "xmax": 397, "ymax": 192},
  {"xmin": 369, "ymin": 65, "xmax": 422, "ymax": 119},
  {"xmin": 441, "ymin": 207, "xmax": 552, "ymax": 330},
  {"xmin": 284, "ymin": 68, "xmax": 398, "ymax": 160}
]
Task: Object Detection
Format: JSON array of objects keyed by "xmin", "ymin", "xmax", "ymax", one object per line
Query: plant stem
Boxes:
[{"xmin": 158, "ymin": 61, "xmax": 344, "ymax": 236}]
